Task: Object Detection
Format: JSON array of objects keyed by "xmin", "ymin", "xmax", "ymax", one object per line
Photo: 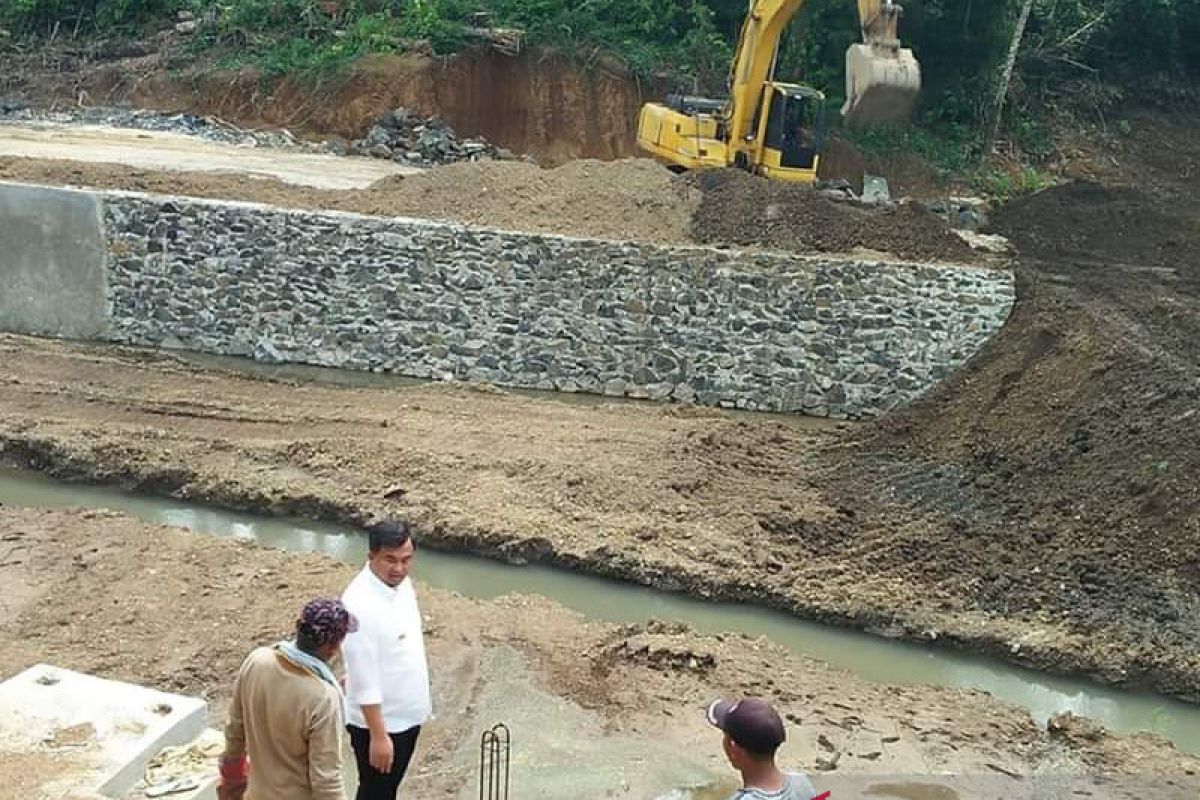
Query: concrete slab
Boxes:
[
  {"xmin": 0, "ymin": 664, "xmax": 207, "ymax": 798},
  {"xmin": 0, "ymin": 182, "xmax": 108, "ymax": 338}
]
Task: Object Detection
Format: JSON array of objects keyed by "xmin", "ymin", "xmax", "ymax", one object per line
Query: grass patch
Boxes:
[{"xmin": 840, "ymin": 123, "xmax": 978, "ymax": 176}]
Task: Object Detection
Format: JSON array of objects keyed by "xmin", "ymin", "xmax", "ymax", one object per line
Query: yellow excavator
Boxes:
[{"xmin": 637, "ymin": 0, "xmax": 920, "ymax": 183}]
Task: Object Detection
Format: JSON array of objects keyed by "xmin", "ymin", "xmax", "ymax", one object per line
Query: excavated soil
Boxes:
[
  {"xmin": 0, "ymin": 155, "xmax": 978, "ymax": 261},
  {"xmin": 0, "ymin": 155, "xmax": 698, "ymax": 244},
  {"xmin": 357, "ymin": 159, "xmax": 701, "ymax": 241},
  {"xmin": 829, "ymin": 148, "xmax": 1200, "ymax": 697},
  {"xmin": 991, "ymin": 181, "xmax": 1200, "ymax": 277},
  {"xmin": 2, "ymin": 506, "xmax": 1198, "ymax": 800},
  {"xmin": 688, "ymin": 169, "xmax": 975, "ymax": 262}
]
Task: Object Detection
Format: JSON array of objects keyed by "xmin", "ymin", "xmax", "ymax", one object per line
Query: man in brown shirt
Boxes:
[{"xmin": 219, "ymin": 598, "xmax": 358, "ymax": 800}]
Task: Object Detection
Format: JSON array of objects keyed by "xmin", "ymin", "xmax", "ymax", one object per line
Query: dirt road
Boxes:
[
  {"xmin": 2, "ymin": 506, "xmax": 1196, "ymax": 800},
  {"xmin": 0, "ymin": 122, "xmax": 416, "ymax": 188}
]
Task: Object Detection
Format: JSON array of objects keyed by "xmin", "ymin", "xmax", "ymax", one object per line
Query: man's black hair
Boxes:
[{"xmin": 367, "ymin": 519, "xmax": 414, "ymax": 553}]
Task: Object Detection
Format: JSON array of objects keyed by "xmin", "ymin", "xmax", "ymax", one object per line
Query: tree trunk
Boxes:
[{"xmin": 981, "ymin": 0, "xmax": 1034, "ymax": 160}]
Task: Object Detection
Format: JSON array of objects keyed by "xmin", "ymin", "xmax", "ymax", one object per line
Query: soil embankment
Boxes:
[
  {"xmin": 1, "ymin": 45, "xmax": 650, "ymax": 164},
  {"xmin": 832, "ymin": 172, "xmax": 1200, "ymax": 698}
]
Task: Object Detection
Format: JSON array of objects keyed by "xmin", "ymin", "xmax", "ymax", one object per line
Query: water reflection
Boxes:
[{"xmin": 1, "ymin": 467, "xmax": 1197, "ymax": 753}]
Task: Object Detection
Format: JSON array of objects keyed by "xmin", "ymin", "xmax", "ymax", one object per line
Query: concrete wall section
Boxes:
[
  {"xmin": 99, "ymin": 192, "xmax": 1013, "ymax": 418},
  {"xmin": 0, "ymin": 183, "xmax": 108, "ymax": 338},
  {"xmin": 0, "ymin": 182, "xmax": 1014, "ymax": 417}
]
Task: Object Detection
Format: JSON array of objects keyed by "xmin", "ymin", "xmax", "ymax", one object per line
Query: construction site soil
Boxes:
[
  {"xmin": 0, "ymin": 108, "xmax": 1198, "ymax": 713},
  {"xmin": 0, "ymin": 155, "xmax": 975, "ymax": 260},
  {"xmin": 687, "ymin": 169, "xmax": 975, "ymax": 262},
  {"xmin": 4, "ymin": 507, "xmax": 1198, "ymax": 799},
  {"xmin": 845, "ymin": 150, "xmax": 1200, "ymax": 697}
]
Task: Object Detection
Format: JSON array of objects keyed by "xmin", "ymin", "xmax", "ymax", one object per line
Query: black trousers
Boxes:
[{"xmin": 347, "ymin": 724, "xmax": 421, "ymax": 800}]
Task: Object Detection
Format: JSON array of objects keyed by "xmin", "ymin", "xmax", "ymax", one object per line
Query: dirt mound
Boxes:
[
  {"xmin": 0, "ymin": 156, "xmax": 698, "ymax": 244},
  {"xmin": 359, "ymin": 158, "xmax": 699, "ymax": 242},
  {"xmin": 688, "ymin": 169, "xmax": 974, "ymax": 262},
  {"xmin": 990, "ymin": 182, "xmax": 1200, "ymax": 274}
]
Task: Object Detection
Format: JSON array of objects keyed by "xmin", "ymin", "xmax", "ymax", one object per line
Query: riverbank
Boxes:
[
  {"xmin": 1, "ymin": 504, "xmax": 1197, "ymax": 799},
  {"xmin": 0, "ymin": 333, "xmax": 1196, "ymax": 702}
]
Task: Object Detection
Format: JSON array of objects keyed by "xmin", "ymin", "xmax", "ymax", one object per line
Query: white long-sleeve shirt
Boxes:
[{"xmin": 341, "ymin": 564, "xmax": 432, "ymax": 733}]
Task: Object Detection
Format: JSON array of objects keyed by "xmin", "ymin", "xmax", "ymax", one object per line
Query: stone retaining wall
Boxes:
[{"xmin": 4, "ymin": 183, "xmax": 1015, "ymax": 417}]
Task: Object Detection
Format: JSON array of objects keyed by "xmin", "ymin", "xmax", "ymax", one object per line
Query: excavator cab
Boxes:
[{"xmin": 754, "ymin": 82, "xmax": 826, "ymax": 181}]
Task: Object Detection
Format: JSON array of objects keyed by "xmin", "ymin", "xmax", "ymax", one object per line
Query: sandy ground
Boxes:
[
  {"xmin": 1, "ymin": 506, "xmax": 1197, "ymax": 800},
  {"xmin": 0, "ymin": 122, "xmax": 417, "ymax": 189}
]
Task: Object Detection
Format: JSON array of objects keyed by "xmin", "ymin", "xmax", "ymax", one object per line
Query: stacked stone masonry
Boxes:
[{"xmin": 15, "ymin": 185, "xmax": 1016, "ymax": 418}]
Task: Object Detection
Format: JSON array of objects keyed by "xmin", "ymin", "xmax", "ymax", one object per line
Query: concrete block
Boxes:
[
  {"xmin": 0, "ymin": 663, "xmax": 207, "ymax": 798},
  {"xmin": 0, "ymin": 181, "xmax": 108, "ymax": 338}
]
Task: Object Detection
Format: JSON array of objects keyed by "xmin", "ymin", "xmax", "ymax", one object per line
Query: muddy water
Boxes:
[{"xmin": 3, "ymin": 467, "xmax": 1198, "ymax": 754}]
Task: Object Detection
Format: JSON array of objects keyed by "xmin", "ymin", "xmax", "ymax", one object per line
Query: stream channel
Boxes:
[{"xmin": 1, "ymin": 466, "xmax": 1197, "ymax": 754}]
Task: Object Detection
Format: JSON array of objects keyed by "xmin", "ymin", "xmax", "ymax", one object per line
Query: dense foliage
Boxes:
[{"xmin": 4, "ymin": 0, "xmax": 1200, "ymax": 148}]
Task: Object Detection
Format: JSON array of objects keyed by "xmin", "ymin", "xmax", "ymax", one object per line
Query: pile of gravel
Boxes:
[{"xmin": 346, "ymin": 107, "xmax": 515, "ymax": 166}]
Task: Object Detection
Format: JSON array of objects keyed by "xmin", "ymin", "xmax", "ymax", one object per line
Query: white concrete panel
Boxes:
[{"xmin": 0, "ymin": 664, "xmax": 207, "ymax": 798}]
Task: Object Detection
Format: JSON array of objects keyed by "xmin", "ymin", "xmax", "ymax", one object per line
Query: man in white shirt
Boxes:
[{"xmin": 341, "ymin": 520, "xmax": 432, "ymax": 799}]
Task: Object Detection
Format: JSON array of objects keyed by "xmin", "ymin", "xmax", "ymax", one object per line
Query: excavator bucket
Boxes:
[{"xmin": 841, "ymin": 42, "xmax": 921, "ymax": 124}]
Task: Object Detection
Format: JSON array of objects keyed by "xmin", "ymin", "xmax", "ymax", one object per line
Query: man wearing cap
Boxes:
[
  {"xmin": 707, "ymin": 697, "xmax": 825, "ymax": 800},
  {"xmin": 341, "ymin": 519, "xmax": 432, "ymax": 800},
  {"xmin": 219, "ymin": 598, "xmax": 358, "ymax": 800}
]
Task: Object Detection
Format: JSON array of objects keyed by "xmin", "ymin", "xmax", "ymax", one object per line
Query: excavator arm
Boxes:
[
  {"xmin": 725, "ymin": 0, "xmax": 811, "ymax": 154},
  {"xmin": 725, "ymin": 0, "xmax": 920, "ymax": 153}
]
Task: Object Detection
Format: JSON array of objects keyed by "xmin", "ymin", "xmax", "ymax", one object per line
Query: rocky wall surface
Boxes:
[{"xmin": 97, "ymin": 191, "xmax": 1012, "ymax": 417}]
